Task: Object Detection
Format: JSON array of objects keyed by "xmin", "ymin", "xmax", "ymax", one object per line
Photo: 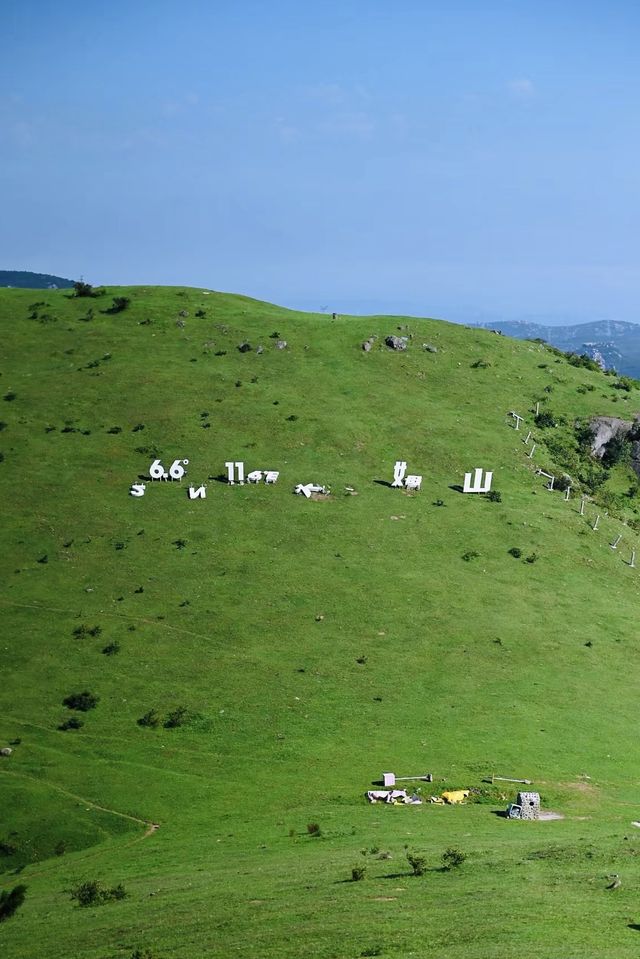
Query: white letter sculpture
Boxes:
[
  {"xmin": 463, "ymin": 468, "xmax": 493, "ymax": 493},
  {"xmin": 130, "ymin": 483, "xmax": 146, "ymax": 497},
  {"xmin": 404, "ymin": 475, "xmax": 422, "ymax": 491},
  {"xmin": 265, "ymin": 471, "xmax": 279, "ymax": 484},
  {"xmin": 392, "ymin": 461, "xmax": 407, "ymax": 487},
  {"xmin": 295, "ymin": 483, "xmax": 329, "ymax": 499},
  {"xmin": 188, "ymin": 485, "xmax": 206, "ymax": 499},
  {"xmin": 247, "ymin": 470, "xmax": 263, "ymax": 483}
]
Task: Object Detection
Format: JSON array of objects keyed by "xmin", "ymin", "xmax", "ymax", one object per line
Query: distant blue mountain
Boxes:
[
  {"xmin": 476, "ymin": 318, "xmax": 640, "ymax": 379},
  {"xmin": 0, "ymin": 270, "xmax": 74, "ymax": 289}
]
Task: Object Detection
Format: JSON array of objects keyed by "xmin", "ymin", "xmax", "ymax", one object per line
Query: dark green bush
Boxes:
[
  {"xmin": 442, "ymin": 847, "xmax": 466, "ymax": 869},
  {"xmin": 534, "ymin": 411, "xmax": 556, "ymax": 428},
  {"xmin": 307, "ymin": 822, "xmax": 321, "ymax": 836},
  {"xmin": 138, "ymin": 710, "xmax": 161, "ymax": 728},
  {"xmin": 58, "ymin": 717, "xmax": 84, "ymax": 731},
  {"xmin": 508, "ymin": 547, "xmax": 522, "ymax": 558},
  {"xmin": 70, "ymin": 880, "xmax": 127, "ymax": 907},
  {"xmin": 486, "ymin": 490, "xmax": 502, "ymax": 502},
  {"xmin": 351, "ymin": 864, "xmax": 367, "ymax": 881},
  {"xmin": 63, "ymin": 691, "xmax": 99, "ymax": 711},
  {"xmin": 0, "ymin": 884, "xmax": 27, "ymax": 922},
  {"xmin": 406, "ymin": 851, "xmax": 427, "ymax": 876},
  {"xmin": 461, "ymin": 551, "xmax": 480, "ymax": 562},
  {"xmin": 164, "ymin": 706, "xmax": 187, "ymax": 728}
]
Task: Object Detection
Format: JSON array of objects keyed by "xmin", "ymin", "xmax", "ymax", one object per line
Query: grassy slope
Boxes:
[{"xmin": 2, "ymin": 287, "xmax": 640, "ymax": 957}]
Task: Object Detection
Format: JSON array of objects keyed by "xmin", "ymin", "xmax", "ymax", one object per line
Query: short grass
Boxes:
[{"xmin": 2, "ymin": 286, "xmax": 640, "ymax": 957}]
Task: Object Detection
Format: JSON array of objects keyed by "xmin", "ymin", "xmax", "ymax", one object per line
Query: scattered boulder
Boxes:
[
  {"xmin": 178, "ymin": 310, "xmax": 189, "ymax": 317},
  {"xmin": 237, "ymin": 342, "xmax": 252, "ymax": 353},
  {"xmin": 385, "ymin": 335, "xmax": 408, "ymax": 351},
  {"xmin": 275, "ymin": 340, "xmax": 287, "ymax": 350},
  {"xmin": 175, "ymin": 319, "xmax": 186, "ymax": 328},
  {"xmin": 256, "ymin": 345, "xmax": 264, "ymax": 354},
  {"xmin": 0, "ymin": 747, "xmax": 12, "ymax": 757},
  {"xmin": 423, "ymin": 343, "xmax": 438, "ymax": 353}
]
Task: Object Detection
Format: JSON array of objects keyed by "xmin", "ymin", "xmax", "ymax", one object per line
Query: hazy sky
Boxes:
[{"xmin": 2, "ymin": 1, "xmax": 640, "ymax": 323}]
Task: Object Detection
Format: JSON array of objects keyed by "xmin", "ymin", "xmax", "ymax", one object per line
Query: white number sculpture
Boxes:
[
  {"xmin": 247, "ymin": 470, "xmax": 263, "ymax": 483},
  {"xmin": 170, "ymin": 459, "xmax": 188, "ymax": 480},
  {"xmin": 225, "ymin": 461, "xmax": 245, "ymax": 485},
  {"xmin": 188, "ymin": 485, "xmax": 206, "ymax": 499},
  {"xmin": 130, "ymin": 483, "xmax": 146, "ymax": 497},
  {"xmin": 149, "ymin": 459, "xmax": 165, "ymax": 480},
  {"xmin": 265, "ymin": 471, "xmax": 279, "ymax": 484},
  {"xmin": 404, "ymin": 475, "xmax": 422, "ymax": 491}
]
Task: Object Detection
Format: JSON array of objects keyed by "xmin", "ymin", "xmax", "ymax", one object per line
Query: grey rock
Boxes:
[
  {"xmin": 275, "ymin": 340, "xmax": 287, "ymax": 350},
  {"xmin": 175, "ymin": 319, "xmax": 186, "ymax": 328},
  {"xmin": 178, "ymin": 310, "xmax": 189, "ymax": 317},
  {"xmin": 256, "ymin": 345, "xmax": 264, "ymax": 354},
  {"xmin": 385, "ymin": 335, "xmax": 408, "ymax": 351},
  {"xmin": 0, "ymin": 747, "xmax": 12, "ymax": 757},
  {"xmin": 237, "ymin": 342, "xmax": 252, "ymax": 353},
  {"xmin": 589, "ymin": 416, "xmax": 632, "ymax": 458},
  {"xmin": 423, "ymin": 343, "xmax": 438, "ymax": 353}
]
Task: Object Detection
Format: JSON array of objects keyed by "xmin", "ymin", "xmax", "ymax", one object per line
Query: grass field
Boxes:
[{"xmin": 2, "ymin": 285, "xmax": 640, "ymax": 957}]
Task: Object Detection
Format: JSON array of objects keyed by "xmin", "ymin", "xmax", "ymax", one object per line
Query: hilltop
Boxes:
[{"xmin": 2, "ymin": 286, "xmax": 640, "ymax": 958}]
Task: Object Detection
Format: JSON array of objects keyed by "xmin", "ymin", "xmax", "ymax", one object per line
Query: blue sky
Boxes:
[{"xmin": 2, "ymin": 1, "xmax": 640, "ymax": 323}]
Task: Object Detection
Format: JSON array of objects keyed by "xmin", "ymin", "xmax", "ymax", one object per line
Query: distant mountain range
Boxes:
[
  {"xmin": 0, "ymin": 270, "xmax": 74, "ymax": 289},
  {"xmin": 475, "ymin": 318, "xmax": 640, "ymax": 379}
]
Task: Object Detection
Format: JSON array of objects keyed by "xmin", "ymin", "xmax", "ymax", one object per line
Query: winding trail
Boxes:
[{"xmin": 0, "ymin": 768, "xmax": 161, "ymax": 888}]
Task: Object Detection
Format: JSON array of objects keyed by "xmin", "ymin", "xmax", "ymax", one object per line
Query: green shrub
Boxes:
[
  {"xmin": 461, "ymin": 551, "xmax": 480, "ymax": 562},
  {"xmin": 525, "ymin": 553, "xmax": 539, "ymax": 564},
  {"xmin": 102, "ymin": 641, "xmax": 120, "ymax": 656},
  {"xmin": 508, "ymin": 547, "xmax": 522, "ymax": 558},
  {"xmin": 486, "ymin": 490, "xmax": 502, "ymax": 502},
  {"xmin": 164, "ymin": 706, "xmax": 188, "ymax": 728},
  {"xmin": 58, "ymin": 717, "xmax": 84, "ymax": 731},
  {"xmin": 62, "ymin": 690, "xmax": 99, "ymax": 711},
  {"xmin": 351, "ymin": 864, "xmax": 367, "ymax": 881},
  {"xmin": 534, "ymin": 411, "xmax": 556, "ymax": 428},
  {"xmin": 406, "ymin": 851, "xmax": 427, "ymax": 876},
  {"xmin": 307, "ymin": 822, "xmax": 321, "ymax": 836},
  {"xmin": 138, "ymin": 710, "xmax": 161, "ymax": 728},
  {"xmin": 442, "ymin": 847, "xmax": 466, "ymax": 869},
  {"xmin": 0, "ymin": 884, "xmax": 27, "ymax": 922},
  {"xmin": 73, "ymin": 280, "xmax": 94, "ymax": 297},
  {"xmin": 70, "ymin": 879, "xmax": 127, "ymax": 907}
]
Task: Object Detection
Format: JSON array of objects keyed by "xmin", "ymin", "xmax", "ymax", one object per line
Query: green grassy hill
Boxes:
[{"xmin": 2, "ymin": 286, "xmax": 640, "ymax": 958}]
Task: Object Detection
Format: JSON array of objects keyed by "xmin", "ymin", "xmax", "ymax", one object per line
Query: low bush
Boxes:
[
  {"xmin": 102, "ymin": 641, "xmax": 120, "ymax": 656},
  {"xmin": 138, "ymin": 710, "xmax": 161, "ymax": 728},
  {"xmin": 58, "ymin": 717, "xmax": 84, "ymax": 731},
  {"xmin": 508, "ymin": 547, "xmax": 522, "ymax": 558},
  {"xmin": 461, "ymin": 550, "xmax": 480, "ymax": 562},
  {"xmin": 62, "ymin": 691, "xmax": 99, "ymax": 711},
  {"xmin": 351, "ymin": 864, "xmax": 367, "ymax": 881},
  {"xmin": 442, "ymin": 847, "xmax": 466, "ymax": 869},
  {"xmin": 164, "ymin": 706, "xmax": 188, "ymax": 728},
  {"xmin": 307, "ymin": 822, "xmax": 321, "ymax": 836},
  {"xmin": 70, "ymin": 880, "xmax": 127, "ymax": 907},
  {"xmin": 534, "ymin": 411, "xmax": 556, "ymax": 428},
  {"xmin": 0, "ymin": 884, "xmax": 27, "ymax": 922},
  {"xmin": 486, "ymin": 490, "xmax": 502, "ymax": 502},
  {"xmin": 525, "ymin": 553, "xmax": 539, "ymax": 564},
  {"xmin": 406, "ymin": 851, "xmax": 427, "ymax": 876}
]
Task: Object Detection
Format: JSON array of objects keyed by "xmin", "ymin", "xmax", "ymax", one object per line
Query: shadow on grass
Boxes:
[
  {"xmin": 209, "ymin": 474, "xmax": 231, "ymax": 484},
  {"xmin": 628, "ymin": 924, "xmax": 640, "ymax": 932},
  {"xmin": 448, "ymin": 484, "xmax": 464, "ymax": 493},
  {"xmin": 373, "ymin": 480, "xmax": 394, "ymax": 488}
]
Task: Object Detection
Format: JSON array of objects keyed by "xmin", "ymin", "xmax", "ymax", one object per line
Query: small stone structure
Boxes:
[{"xmin": 507, "ymin": 791, "xmax": 540, "ymax": 820}]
